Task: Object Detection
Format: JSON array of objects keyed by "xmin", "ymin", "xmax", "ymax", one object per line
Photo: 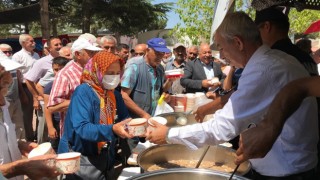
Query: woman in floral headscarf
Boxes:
[{"xmin": 58, "ymin": 51, "xmax": 133, "ymax": 179}]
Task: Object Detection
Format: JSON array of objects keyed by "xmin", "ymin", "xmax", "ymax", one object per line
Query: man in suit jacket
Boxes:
[{"xmin": 180, "ymin": 43, "xmax": 225, "ymax": 93}]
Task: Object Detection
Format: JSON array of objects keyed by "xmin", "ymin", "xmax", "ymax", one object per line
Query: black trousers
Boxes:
[{"xmin": 244, "ymin": 168, "xmax": 318, "ymax": 180}]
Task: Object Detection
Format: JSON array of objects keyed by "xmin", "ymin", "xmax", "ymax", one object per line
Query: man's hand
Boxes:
[
  {"xmin": 146, "ymin": 120, "xmax": 169, "ymax": 144},
  {"xmin": 235, "ymin": 121, "xmax": 278, "ymax": 165},
  {"xmin": 33, "ymin": 97, "xmax": 40, "ymax": 110},
  {"xmin": 112, "ymin": 118, "xmax": 134, "ymax": 139},
  {"xmin": 142, "ymin": 114, "xmax": 152, "ymax": 120},
  {"xmin": 48, "ymin": 127, "xmax": 58, "ymax": 139},
  {"xmin": 206, "ymin": 91, "xmax": 218, "ymax": 100},
  {"xmin": 193, "ymin": 106, "xmax": 207, "ymax": 123},
  {"xmin": 202, "ymin": 79, "xmax": 221, "ymax": 88},
  {"xmin": 23, "ymin": 154, "xmax": 60, "ymax": 180},
  {"xmin": 18, "ymin": 141, "xmax": 38, "ymax": 157},
  {"xmin": 163, "ymin": 93, "xmax": 171, "ymax": 103},
  {"xmin": 202, "ymin": 79, "xmax": 214, "ymax": 88}
]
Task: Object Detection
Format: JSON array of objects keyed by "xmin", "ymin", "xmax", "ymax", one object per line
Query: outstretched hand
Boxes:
[
  {"xmin": 145, "ymin": 120, "xmax": 168, "ymax": 144},
  {"xmin": 23, "ymin": 154, "xmax": 60, "ymax": 180},
  {"xmin": 113, "ymin": 118, "xmax": 134, "ymax": 139}
]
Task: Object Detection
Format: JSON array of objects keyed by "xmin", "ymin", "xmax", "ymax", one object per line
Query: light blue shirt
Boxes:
[
  {"xmin": 24, "ymin": 54, "xmax": 53, "ymax": 82},
  {"xmin": 122, "ymin": 58, "xmax": 162, "ymax": 115}
]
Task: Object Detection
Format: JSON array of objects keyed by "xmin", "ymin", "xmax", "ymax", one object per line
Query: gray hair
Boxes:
[
  {"xmin": 188, "ymin": 45, "xmax": 199, "ymax": 50},
  {"xmin": 0, "ymin": 43, "xmax": 12, "ymax": 50},
  {"xmin": 100, "ymin": 35, "xmax": 117, "ymax": 45},
  {"xmin": 216, "ymin": 12, "xmax": 262, "ymax": 45},
  {"xmin": 19, "ymin": 34, "xmax": 32, "ymax": 45}
]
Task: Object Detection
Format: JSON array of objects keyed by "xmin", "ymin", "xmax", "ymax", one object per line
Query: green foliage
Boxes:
[
  {"xmin": 94, "ymin": 0, "xmax": 172, "ymax": 35},
  {"xmin": 0, "ymin": 0, "xmax": 172, "ymax": 37},
  {"xmin": 173, "ymin": 0, "xmax": 215, "ymax": 45},
  {"xmin": 289, "ymin": 9, "xmax": 320, "ymax": 38}
]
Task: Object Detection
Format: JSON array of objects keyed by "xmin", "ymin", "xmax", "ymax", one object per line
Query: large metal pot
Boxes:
[
  {"xmin": 128, "ymin": 168, "xmax": 250, "ymax": 180},
  {"xmin": 137, "ymin": 144, "xmax": 251, "ymax": 175}
]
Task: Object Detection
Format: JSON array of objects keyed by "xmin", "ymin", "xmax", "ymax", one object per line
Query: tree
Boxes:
[
  {"xmin": 173, "ymin": 0, "xmax": 216, "ymax": 45},
  {"xmin": 288, "ymin": 9, "xmax": 320, "ymax": 38},
  {"xmin": 0, "ymin": 0, "xmax": 172, "ymax": 38}
]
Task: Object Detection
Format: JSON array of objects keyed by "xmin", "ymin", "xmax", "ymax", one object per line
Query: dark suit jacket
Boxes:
[{"xmin": 180, "ymin": 58, "xmax": 225, "ymax": 93}]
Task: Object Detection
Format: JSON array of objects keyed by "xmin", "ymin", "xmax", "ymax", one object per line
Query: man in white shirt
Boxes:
[
  {"xmin": 147, "ymin": 12, "xmax": 318, "ymax": 179},
  {"xmin": 0, "ymin": 59, "xmax": 59, "ymax": 180},
  {"xmin": 12, "ymin": 34, "xmax": 40, "ymax": 142},
  {"xmin": 12, "ymin": 34, "xmax": 40, "ymax": 77}
]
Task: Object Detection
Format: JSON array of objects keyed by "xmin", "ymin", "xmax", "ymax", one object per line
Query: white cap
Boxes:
[
  {"xmin": 71, "ymin": 38, "xmax": 102, "ymax": 53},
  {"xmin": 173, "ymin": 43, "xmax": 186, "ymax": 49},
  {"xmin": 0, "ymin": 58, "xmax": 25, "ymax": 71},
  {"xmin": 78, "ymin": 33, "xmax": 98, "ymax": 46}
]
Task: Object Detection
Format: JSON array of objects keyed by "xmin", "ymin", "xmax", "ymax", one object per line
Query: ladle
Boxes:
[
  {"xmin": 195, "ymin": 146, "xmax": 210, "ymax": 168},
  {"xmin": 228, "ymin": 164, "xmax": 240, "ymax": 180}
]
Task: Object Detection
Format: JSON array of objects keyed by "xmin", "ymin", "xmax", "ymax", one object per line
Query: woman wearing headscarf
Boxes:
[{"xmin": 58, "ymin": 51, "xmax": 133, "ymax": 179}]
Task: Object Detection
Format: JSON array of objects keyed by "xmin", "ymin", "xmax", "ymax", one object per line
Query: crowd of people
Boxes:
[{"xmin": 1, "ymin": 6, "xmax": 320, "ymax": 180}]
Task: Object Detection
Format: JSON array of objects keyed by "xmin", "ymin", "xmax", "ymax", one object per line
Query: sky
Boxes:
[{"xmin": 153, "ymin": 0, "xmax": 180, "ymax": 29}]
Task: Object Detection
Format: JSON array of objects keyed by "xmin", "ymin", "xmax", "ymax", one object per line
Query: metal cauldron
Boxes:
[
  {"xmin": 137, "ymin": 144, "xmax": 251, "ymax": 175},
  {"xmin": 128, "ymin": 168, "xmax": 250, "ymax": 180}
]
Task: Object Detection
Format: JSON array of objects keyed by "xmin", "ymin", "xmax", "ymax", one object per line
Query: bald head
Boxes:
[
  {"xmin": 134, "ymin": 44, "xmax": 147, "ymax": 57},
  {"xmin": 59, "ymin": 46, "xmax": 72, "ymax": 60}
]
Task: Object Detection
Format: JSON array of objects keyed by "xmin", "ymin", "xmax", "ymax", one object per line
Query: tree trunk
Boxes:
[
  {"xmin": 40, "ymin": 0, "xmax": 50, "ymax": 39},
  {"xmin": 52, "ymin": 18, "xmax": 58, "ymax": 37},
  {"xmin": 24, "ymin": 22, "xmax": 29, "ymax": 34},
  {"xmin": 114, "ymin": 32, "xmax": 121, "ymax": 45},
  {"xmin": 82, "ymin": 0, "xmax": 91, "ymax": 33}
]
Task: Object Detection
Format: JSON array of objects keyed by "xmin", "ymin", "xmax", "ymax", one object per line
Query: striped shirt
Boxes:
[{"xmin": 47, "ymin": 60, "xmax": 83, "ymax": 135}]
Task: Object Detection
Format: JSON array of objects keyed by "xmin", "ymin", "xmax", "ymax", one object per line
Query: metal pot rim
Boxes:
[{"xmin": 128, "ymin": 168, "xmax": 250, "ymax": 180}]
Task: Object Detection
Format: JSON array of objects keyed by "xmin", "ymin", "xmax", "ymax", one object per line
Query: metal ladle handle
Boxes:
[
  {"xmin": 195, "ymin": 146, "xmax": 210, "ymax": 168},
  {"xmin": 228, "ymin": 164, "xmax": 240, "ymax": 180}
]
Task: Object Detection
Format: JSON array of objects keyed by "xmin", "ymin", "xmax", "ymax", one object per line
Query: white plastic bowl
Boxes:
[
  {"xmin": 147, "ymin": 117, "xmax": 168, "ymax": 132},
  {"xmin": 127, "ymin": 118, "xmax": 147, "ymax": 136},
  {"xmin": 55, "ymin": 152, "xmax": 81, "ymax": 174},
  {"xmin": 28, "ymin": 142, "xmax": 54, "ymax": 159}
]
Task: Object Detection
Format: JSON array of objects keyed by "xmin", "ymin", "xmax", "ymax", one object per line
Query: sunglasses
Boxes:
[
  {"xmin": 104, "ymin": 46, "xmax": 115, "ymax": 50},
  {"xmin": 135, "ymin": 52, "xmax": 145, "ymax": 56},
  {"xmin": 2, "ymin": 51, "xmax": 12, "ymax": 55}
]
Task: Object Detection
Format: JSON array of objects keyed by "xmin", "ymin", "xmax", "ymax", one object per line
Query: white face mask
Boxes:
[{"xmin": 102, "ymin": 75, "xmax": 120, "ymax": 90}]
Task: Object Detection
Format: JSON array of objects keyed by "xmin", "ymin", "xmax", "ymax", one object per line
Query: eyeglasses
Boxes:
[
  {"xmin": 135, "ymin": 52, "xmax": 145, "ymax": 56},
  {"xmin": 104, "ymin": 46, "xmax": 115, "ymax": 50},
  {"xmin": 2, "ymin": 51, "xmax": 12, "ymax": 55}
]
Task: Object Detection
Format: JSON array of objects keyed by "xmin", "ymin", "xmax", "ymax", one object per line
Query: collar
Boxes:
[
  {"xmin": 21, "ymin": 48, "xmax": 33, "ymax": 56},
  {"xmin": 200, "ymin": 60, "xmax": 213, "ymax": 67},
  {"xmin": 172, "ymin": 60, "xmax": 186, "ymax": 68},
  {"xmin": 271, "ymin": 38, "xmax": 292, "ymax": 50}
]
